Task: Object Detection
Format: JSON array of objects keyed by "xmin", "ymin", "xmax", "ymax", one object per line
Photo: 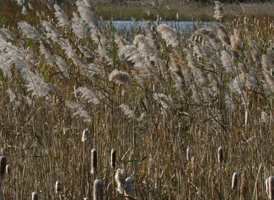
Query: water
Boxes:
[{"xmin": 102, "ymin": 20, "xmax": 210, "ymax": 34}]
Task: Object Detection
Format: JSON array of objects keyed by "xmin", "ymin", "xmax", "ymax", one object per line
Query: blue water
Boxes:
[{"xmin": 102, "ymin": 20, "xmax": 210, "ymax": 34}]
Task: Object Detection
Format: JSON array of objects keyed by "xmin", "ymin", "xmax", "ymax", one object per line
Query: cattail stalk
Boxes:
[
  {"xmin": 82, "ymin": 129, "xmax": 89, "ymax": 197},
  {"xmin": 218, "ymin": 147, "xmax": 223, "ymax": 200}
]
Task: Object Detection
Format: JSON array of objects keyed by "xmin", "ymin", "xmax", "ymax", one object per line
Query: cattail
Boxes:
[
  {"xmin": 218, "ymin": 147, "xmax": 224, "ymax": 163},
  {"xmin": 32, "ymin": 192, "xmax": 39, "ymax": 200},
  {"xmin": 0, "ymin": 156, "xmax": 7, "ymax": 180},
  {"xmin": 231, "ymin": 172, "xmax": 238, "ymax": 190},
  {"xmin": 6, "ymin": 165, "xmax": 11, "ymax": 175},
  {"xmin": 115, "ymin": 169, "xmax": 127, "ymax": 194},
  {"xmin": 125, "ymin": 177, "xmax": 134, "ymax": 199},
  {"xmin": 186, "ymin": 147, "xmax": 192, "ymax": 162},
  {"xmin": 93, "ymin": 179, "xmax": 103, "ymax": 200},
  {"xmin": 91, "ymin": 149, "xmax": 97, "ymax": 174},
  {"xmin": 270, "ymin": 176, "xmax": 274, "ymax": 199},
  {"xmin": 111, "ymin": 149, "xmax": 116, "ymax": 168},
  {"xmin": 82, "ymin": 129, "xmax": 89, "ymax": 143},
  {"xmin": 266, "ymin": 178, "xmax": 270, "ymax": 195},
  {"xmin": 55, "ymin": 181, "xmax": 61, "ymax": 194}
]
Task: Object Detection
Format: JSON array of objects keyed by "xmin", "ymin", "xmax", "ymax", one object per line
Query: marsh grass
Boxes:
[{"xmin": 0, "ymin": 0, "xmax": 274, "ymax": 199}]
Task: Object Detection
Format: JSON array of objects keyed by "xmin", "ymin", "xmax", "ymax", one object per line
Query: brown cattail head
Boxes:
[
  {"xmin": 91, "ymin": 149, "xmax": 97, "ymax": 174},
  {"xmin": 269, "ymin": 176, "xmax": 274, "ymax": 199},
  {"xmin": 55, "ymin": 181, "xmax": 61, "ymax": 194},
  {"xmin": 0, "ymin": 156, "xmax": 7, "ymax": 180},
  {"xmin": 111, "ymin": 148, "xmax": 116, "ymax": 169},
  {"xmin": 125, "ymin": 177, "xmax": 134, "ymax": 199},
  {"xmin": 232, "ymin": 172, "xmax": 239, "ymax": 190},
  {"xmin": 218, "ymin": 147, "xmax": 224, "ymax": 163},
  {"xmin": 93, "ymin": 179, "xmax": 103, "ymax": 200},
  {"xmin": 82, "ymin": 129, "xmax": 89, "ymax": 143},
  {"xmin": 32, "ymin": 192, "xmax": 39, "ymax": 200},
  {"xmin": 186, "ymin": 147, "xmax": 192, "ymax": 162},
  {"xmin": 6, "ymin": 165, "xmax": 11, "ymax": 175}
]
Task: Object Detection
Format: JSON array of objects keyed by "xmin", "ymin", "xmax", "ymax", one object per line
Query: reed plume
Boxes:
[
  {"xmin": 119, "ymin": 104, "xmax": 134, "ymax": 118},
  {"xmin": 213, "ymin": 1, "xmax": 226, "ymax": 21},
  {"xmin": 18, "ymin": 21, "xmax": 42, "ymax": 40},
  {"xmin": 125, "ymin": 177, "xmax": 134, "ymax": 199},
  {"xmin": 109, "ymin": 69, "xmax": 131, "ymax": 86},
  {"xmin": 195, "ymin": 28, "xmax": 222, "ymax": 50},
  {"xmin": 157, "ymin": 24, "xmax": 178, "ymax": 47},
  {"xmin": 54, "ymin": 4, "xmax": 70, "ymax": 27},
  {"xmin": 73, "ymin": 86, "xmax": 100, "ymax": 105},
  {"xmin": 82, "ymin": 129, "xmax": 89, "ymax": 143},
  {"xmin": 78, "ymin": 45, "xmax": 93, "ymax": 58},
  {"xmin": 41, "ymin": 20, "xmax": 60, "ymax": 42},
  {"xmin": 0, "ymin": 28, "xmax": 16, "ymax": 40},
  {"xmin": 214, "ymin": 23, "xmax": 230, "ymax": 46},
  {"xmin": 115, "ymin": 168, "xmax": 127, "ymax": 194}
]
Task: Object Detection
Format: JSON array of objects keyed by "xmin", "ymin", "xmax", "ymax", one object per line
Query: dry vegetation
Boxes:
[{"xmin": 1, "ymin": 0, "xmax": 274, "ymax": 199}]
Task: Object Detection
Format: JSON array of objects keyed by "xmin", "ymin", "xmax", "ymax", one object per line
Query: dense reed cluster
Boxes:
[{"xmin": 1, "ymin": 0, "xmax": 274, "ymax": 199}]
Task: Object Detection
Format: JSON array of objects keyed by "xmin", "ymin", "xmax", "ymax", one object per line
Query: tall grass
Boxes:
[{"xmin": 0, "ymin": 0, "xmax": 274, "ymax": 199}]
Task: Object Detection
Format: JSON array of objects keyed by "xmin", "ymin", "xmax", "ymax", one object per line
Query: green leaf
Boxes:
[{"xmin": 25, "ymin": 142, "xmax": 36, "ymax": 150}]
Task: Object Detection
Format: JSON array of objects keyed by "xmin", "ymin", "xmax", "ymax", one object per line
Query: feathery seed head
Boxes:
[
  {"xmin": 82, "ymin": 129, "xmax": 89, "ymax": 143},
  {"xmin": 109, "ymin": 69, "xmax": 131, "ymax": 86},
  {"xmin": 115, "ymin": 168, "xmax": 126, "ymax": 194},
  {"xmin": 125, "ymin": 177, "xmax": 134, "ymax": 199}
]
